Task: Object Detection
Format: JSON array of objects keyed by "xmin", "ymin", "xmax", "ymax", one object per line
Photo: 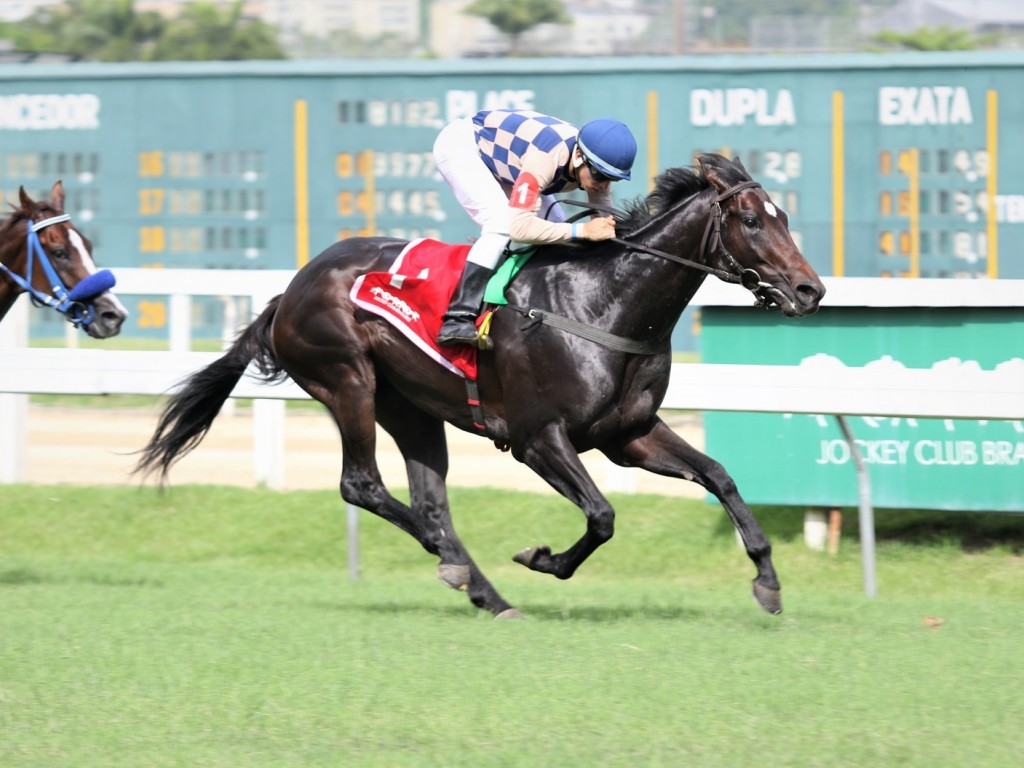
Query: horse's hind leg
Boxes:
[
  {"xmin": 309, "ymin": 359, "xmax": 516, "ymax": 617},
  {"xmin": 603, "ymin": 418, "xmax": 782, "ymax": 615},
  {"xmin": 374, "ymin": 389, "xmax": 519, "ymax": 618},
  {"xmin": 303, "ymin": 365, "xmax": 462, "ymax": 588}
]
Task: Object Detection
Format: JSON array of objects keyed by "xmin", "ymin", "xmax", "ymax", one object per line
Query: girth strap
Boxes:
[{"xmin": 464, "ymin": 377, "xmax": 488, "ymax": 434}]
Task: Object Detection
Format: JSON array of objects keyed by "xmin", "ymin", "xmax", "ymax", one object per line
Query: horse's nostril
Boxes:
[
  {"xmin": 796, "ymin": 282, "xmax": 824, "ymax": 306},
  {"xmin": 101, "ymin": 310, "xmax": 126, "ymax": 329}
]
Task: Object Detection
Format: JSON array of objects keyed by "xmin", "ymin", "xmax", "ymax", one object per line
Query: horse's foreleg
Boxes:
[
  {"xmin": 375, "ymin": 393, "xmax": 519, "ymax": 618},
  {"xmin": 604, "ymin": 418, "xmax": 782, "ymax": 615},
  {"xmin": 513, "ymin": 424, "xmax": 616, "ymax": 580}
]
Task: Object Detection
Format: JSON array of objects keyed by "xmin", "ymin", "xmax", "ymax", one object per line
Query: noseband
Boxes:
[{"xmin": 0, "ymin": 213, "xmax": 116, "ymax": 328}]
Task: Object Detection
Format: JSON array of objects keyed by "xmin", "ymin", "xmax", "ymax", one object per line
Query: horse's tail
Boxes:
[{"xmin": 134, "ymin": 295, "xmax": 285, "ymax": 483}]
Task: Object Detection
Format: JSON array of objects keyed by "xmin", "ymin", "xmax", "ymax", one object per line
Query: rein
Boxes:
[
  {"xmin": 563, "ymin": 180, "xmax": 772, "ymax": 296},
  {"xmin": 502, "ymin": 179, "xmax": 784, "ymax": 356},
  {"xmin": 0, "ymin": 213, "xmax": 115, "ymax": 328}
]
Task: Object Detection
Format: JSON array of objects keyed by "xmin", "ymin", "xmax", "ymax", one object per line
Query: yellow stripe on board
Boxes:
[
  {"xmin": 647, "ymin": 90, "xmax": 658, "ymax": 192},
  {"xmin": 831, "ymin": 91, "xmax": 845, "ymax": 276},
  {"xmin": 987, "ymin": 90, "xmax": 999, "ymax": 278},
  {"xmin": 908, "ymin": 148, "xmax": 920, "ymax": 278},
  {"xmin": 364, "ymin": 150, "xmax": 376, "ymax": 234},
  {"xmin": 293, "ymin": 100, "xmax": 310, "ymax": 268}
]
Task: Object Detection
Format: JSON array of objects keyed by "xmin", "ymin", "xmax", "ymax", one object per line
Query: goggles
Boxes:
[{"xmin": 584, "ymin": 158, "xmax": 614, "ymax": 183}]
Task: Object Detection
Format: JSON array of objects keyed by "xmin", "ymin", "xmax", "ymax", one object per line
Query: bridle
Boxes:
[
  {"xmin": 560, "ymin": 180, "xmax": 789, "ymax": 311},
  {"xmin": 694, "ymin": 181, "xmax": 792, "ymax": 311},
  {"xmin": 0, "ymin": 213, "xmax": 116, "ymax": 328}
]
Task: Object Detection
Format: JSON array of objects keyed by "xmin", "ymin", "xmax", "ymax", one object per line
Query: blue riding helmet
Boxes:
[{"xmin": 576, "ymin": 118, "xmax": 637, "ymax": 181}]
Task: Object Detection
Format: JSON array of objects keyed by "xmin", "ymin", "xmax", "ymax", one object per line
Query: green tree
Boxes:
[
  {"xmin": 0, "ymin": 0, "xmax": 164, "ymax": 62},
  {"xmin": 0, "ymin": 0, "xmax": 284, "ymax": 62},
  {"xmin": 150, "ymin": 0, "xmax": 284, "ymax": 61},
  {"xmin": 874, "ymin": 25, "xmax": 998, "ymax": 51},
  {"xmin": 462, "ymin": 0, "xmax": 571, "ymax": 56}
]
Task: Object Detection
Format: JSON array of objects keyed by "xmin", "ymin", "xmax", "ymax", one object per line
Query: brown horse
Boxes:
[
  {"xmin": 136, "ymin": 154, "xmax": 824, "ymax": 618},
  {"xmin": 0, "ymin": 181, "xmax": 126, "ymax": 338}
]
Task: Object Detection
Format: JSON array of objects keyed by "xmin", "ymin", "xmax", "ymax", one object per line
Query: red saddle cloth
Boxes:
[{"xmin": 350, "ymin": 238, "xmax": 480, "ymax": 379}]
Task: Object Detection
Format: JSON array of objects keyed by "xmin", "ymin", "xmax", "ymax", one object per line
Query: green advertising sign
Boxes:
[{"xmin": 702, "ymin": 306, "xmax": 1023, "ymax": 512}]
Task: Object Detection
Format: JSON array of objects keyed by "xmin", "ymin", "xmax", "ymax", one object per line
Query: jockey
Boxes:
[{"xmin": 432, "ymin": 109, "xmax": 637, "ymax": 348}]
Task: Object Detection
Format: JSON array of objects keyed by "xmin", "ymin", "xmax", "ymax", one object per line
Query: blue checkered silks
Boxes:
[{"xmin": 472, "ymin": 110, "xmax": 578, "ymax": 194}]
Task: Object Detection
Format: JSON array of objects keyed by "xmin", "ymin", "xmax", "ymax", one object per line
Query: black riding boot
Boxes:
[{"xmin": 437, "ymin": 262, "xmax": 495, "ymax": 349}]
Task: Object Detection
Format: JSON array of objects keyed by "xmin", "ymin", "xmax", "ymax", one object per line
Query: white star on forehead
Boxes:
[{"xmin": 764, "ymin": 201, "xmax": 778, "ymax": 217}]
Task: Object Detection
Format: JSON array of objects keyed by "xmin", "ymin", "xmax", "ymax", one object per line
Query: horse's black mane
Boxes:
[{"xmin": 617, "ymin": 153, "xmax": 750, "ymax": 237}]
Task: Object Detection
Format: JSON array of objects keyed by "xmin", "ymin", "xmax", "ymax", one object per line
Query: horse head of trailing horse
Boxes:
[{"xmin": 0, "ymin": 181, "xmax": 127, "ymax": 338}]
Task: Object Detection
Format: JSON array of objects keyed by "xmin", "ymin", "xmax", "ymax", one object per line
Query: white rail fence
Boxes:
[{"xmin": 3, "ymin": 270, "xmax": 1022, "ymax": 594}]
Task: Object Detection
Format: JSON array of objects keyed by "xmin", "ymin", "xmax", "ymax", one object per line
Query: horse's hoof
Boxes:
[
  {"xmin": 437, "ymin": 563, "xmax": 470, "ymax": 591},
  {"xmin": 512, "ymin": 547, "xmax": 536, "ymax": 567},
  {"xmin": 512, "ymin": 546, "xmax": 549, "ymax": 569},
  {"xmin": 752, "ymin": 581, "xmax": 783, "ymax": 615},
  {"xmin": 495, "ymin": 608, "xmax": 525, "ymax": 620}
]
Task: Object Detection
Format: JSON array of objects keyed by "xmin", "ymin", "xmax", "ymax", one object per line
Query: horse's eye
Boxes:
[
  {"xmin": 53, "ymin": 247, "xmax": 68, "ymax": 259},
  {"xmin": 742, "ymin": 217, "xmax": 759, "ymax": 230}
]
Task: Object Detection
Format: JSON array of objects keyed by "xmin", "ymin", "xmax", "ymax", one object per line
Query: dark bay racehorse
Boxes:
[
  {"xmin": 0, "ymin": 181, "xmax": 126, "ymax": 338},
  {"xmin": 136, "ymin": 154, "xmax": 824, "ymax": 618}
]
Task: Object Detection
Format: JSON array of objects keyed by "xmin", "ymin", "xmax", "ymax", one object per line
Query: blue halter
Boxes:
[{"xmin": 0, "ymin": 213, "xmax": 116, "ymax": 328}]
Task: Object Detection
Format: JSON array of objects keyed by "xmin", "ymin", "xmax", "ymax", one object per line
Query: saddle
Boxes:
[{"xmin": 350, "ymin": 238, "xmax": 530, "ymax": 379}]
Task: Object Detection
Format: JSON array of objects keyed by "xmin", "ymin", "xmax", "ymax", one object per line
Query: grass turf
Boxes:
[{"xmin": 2, "ymin": 485, "xmax": 1022, "ymax": 767}]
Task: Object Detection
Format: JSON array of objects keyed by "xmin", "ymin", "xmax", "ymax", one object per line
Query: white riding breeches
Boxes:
[{"xmin": 433, "ymin": 118, "xmax": 565, "ymax": 269}]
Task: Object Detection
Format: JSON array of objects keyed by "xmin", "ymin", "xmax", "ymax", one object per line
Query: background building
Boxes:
[{"xmin": 260, "ymin": 0, "xmax": 421, "ymax": 50}]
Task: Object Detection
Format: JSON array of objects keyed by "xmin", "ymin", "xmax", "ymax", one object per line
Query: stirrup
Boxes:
[{"xmin": 475, "ymin": 309, "xmax": 494, "ymax": 350}]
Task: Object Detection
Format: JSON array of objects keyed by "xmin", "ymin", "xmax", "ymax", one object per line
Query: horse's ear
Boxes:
[
  {"xmin": 696, "ymin": 153, "xmax": 715, "ymax": 179},
  {"xmin": 49, "ymin": 180, "xmax": 65, "ymax": 213},
  {"xmin": 700, "ymin": 155, "xmax": 731, "ymax": 194},
  {"xmin": 18, "ymin": 186, "xmax": 35, "ymax": 213},
  {"xmin": 731, "ymin": 155, "xmax": 749, "ymax": 176}
]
